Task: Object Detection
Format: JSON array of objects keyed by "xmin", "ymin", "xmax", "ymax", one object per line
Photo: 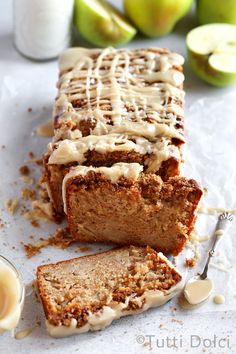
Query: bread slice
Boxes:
[
  {"xmin": 63, "ymin": 163, "xmax": 203, "ymax": 255},
  {"xmin": 44, "ymin": 135, "xmax": 181, "ymax": 216},
  {"xmin": 37, "ymin": 246, "xmax": 183, "ymax": 337}
]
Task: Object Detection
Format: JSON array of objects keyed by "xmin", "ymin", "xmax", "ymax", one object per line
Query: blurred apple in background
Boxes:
[
  {"xmin": 186, "ymin": 24, "xmax": 236, "ymax": 86},
  {"xmin": 124, "ymin": 0, "xmax": 193, "ymax": 37},
  {"xmin": 197, "ymin": 0, "xmax": 236, "ymax": 25},
  {"xmin": 74, "ymin": 0, "xmax": 137, "ymax": 47}
]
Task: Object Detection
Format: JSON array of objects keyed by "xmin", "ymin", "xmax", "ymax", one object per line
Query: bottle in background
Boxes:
[{"xmin": 14, "ymin": 0, "xmax": 74, "ymax": 61}]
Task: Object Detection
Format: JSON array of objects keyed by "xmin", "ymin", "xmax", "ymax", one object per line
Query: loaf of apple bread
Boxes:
[{"xmin": 42, "ymin": 46, "xmax": 202, "ymax": 254}]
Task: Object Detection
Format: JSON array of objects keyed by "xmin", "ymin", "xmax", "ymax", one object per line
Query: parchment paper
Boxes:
[{"xmin": 0, "ymin": 7, "xmax": 236, "ymax": 350}]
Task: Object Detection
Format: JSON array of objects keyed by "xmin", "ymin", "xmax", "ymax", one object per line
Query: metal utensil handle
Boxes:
[{"xmin": 200, "ymin": 212, "xmax": 234, "ymax": 280}]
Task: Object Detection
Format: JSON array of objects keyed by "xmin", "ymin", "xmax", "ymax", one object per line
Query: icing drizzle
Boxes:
[
  {"xmin": 53, "ymin": 47, "xmax": 185, "ymax": 143},
  {"xmin": 48, "ymin": 134, "xmax": 180, "ymax": 173}
]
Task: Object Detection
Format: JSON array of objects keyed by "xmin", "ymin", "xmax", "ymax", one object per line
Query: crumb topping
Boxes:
[{"xmin": 4, "ymin": 199, "xmax": 19, "ymax": 215}]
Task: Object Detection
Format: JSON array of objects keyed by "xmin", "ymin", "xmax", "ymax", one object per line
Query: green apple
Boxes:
[
  {"xmin": 186, "ymin": 24, "xmax": 236, "ymax": 86},
  {"xmin": 124, "ymin": 0, "xmax": 193, "ymax": 37},
  {"xmin": 197, "ymin": 0, "xmax": 236, "ymax": 26},
  {"xmin": 74, "ymin": 0, "xmax": 137, "ymax": 47}
]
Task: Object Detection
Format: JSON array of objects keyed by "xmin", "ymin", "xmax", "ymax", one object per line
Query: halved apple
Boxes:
[
  {"xmin": 74, "ymin": 0, "xmax": 137, "ymax": 47},
  {"xmin": 186, "ymin": 23, "xmax": 236, "ymax": 86}
]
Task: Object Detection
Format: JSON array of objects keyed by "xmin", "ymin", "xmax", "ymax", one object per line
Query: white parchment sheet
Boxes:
[{"xmin": 0, "ymin": 5, "xmax": 236, "ymax": 349}]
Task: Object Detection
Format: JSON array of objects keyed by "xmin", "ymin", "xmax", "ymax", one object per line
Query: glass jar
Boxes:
[
  {"xmin": 14, "ymin": 0, "xmax": 74, "ymax": 61},
  {"xmin": 0, "ymin": 255, "xmax": 25, "ymax": 333}
]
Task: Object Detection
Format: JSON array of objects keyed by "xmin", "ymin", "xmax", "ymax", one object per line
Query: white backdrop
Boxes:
[{"xmin": 0, "ymin": 1, "xmax": 236, "ymax": 353}]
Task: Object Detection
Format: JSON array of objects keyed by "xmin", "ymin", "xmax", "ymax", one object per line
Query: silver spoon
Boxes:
[{"xmin": 183, "ymin": 212, "xmax": 234, "ymax": 306}]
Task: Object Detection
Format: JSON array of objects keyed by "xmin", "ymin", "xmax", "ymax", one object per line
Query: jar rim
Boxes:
[{"xmin": 0, "ymin": 255, "xmax": 25, "ymax": 305}]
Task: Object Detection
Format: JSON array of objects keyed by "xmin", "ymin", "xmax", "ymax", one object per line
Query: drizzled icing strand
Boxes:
[
  {"xmin": 54, "ymin": 47, "xmax": 185, "ymax": 142},
  {"xmin": 48, "ymin": 134, "xmax": 180, "ymax": 173}
]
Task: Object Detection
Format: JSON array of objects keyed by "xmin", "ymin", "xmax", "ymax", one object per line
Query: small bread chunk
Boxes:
[
  {"xmin": 37, "ymin": 246, "xmax": 183, "ymax": 337},
  {"xmin": 64, "ymin": 164, "xmax": 203, "ymax": 255}
]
